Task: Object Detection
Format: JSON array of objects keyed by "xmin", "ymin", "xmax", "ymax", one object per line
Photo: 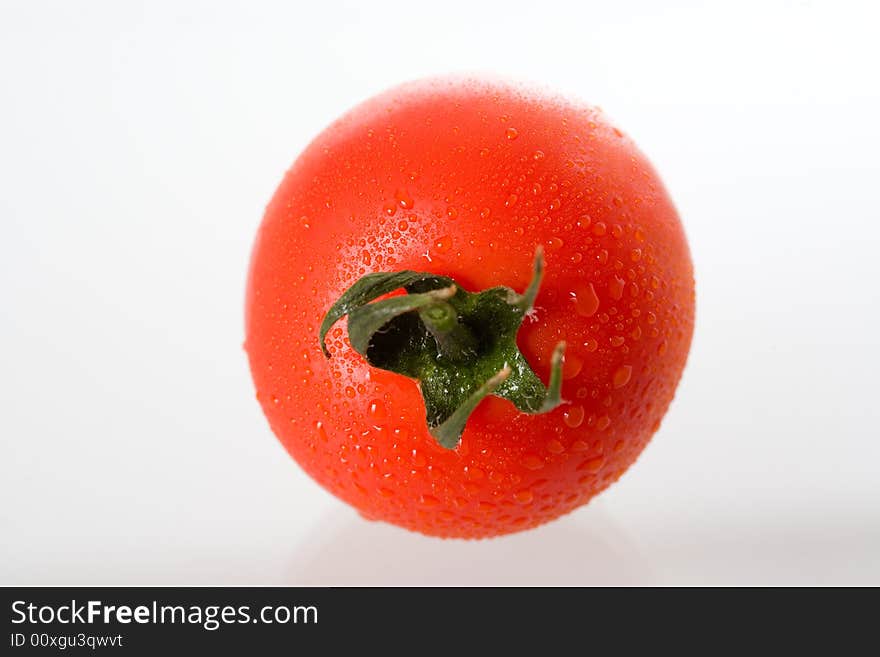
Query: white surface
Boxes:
[{"xmin": 2, "ymin": 0, "xmax": 879, "ymax": 585}]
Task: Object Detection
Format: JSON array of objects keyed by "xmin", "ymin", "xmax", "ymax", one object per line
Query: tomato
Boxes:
[{"xmin": 245, "ymin": 77, "xmax": 694, "ymax": 538}]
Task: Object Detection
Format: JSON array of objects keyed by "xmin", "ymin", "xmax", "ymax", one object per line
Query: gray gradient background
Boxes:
[{"xmin": 2, "ymin": 0, "xmax": 878, "ymax": 584}]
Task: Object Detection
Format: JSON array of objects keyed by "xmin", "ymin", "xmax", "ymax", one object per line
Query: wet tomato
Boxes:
[{"xmin": 245, "ymin": 77, "xmax": 694, "ymax": 538}]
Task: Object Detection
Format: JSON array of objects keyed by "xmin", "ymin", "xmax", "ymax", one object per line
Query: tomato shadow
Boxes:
[{"xmin": 284, "ymin": 501, "xmax": 654, "ymax": 585}]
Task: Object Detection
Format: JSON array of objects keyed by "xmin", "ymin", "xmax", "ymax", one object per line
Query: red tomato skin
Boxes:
[{"xmin": 246, "ymin": 77, "xmax": 694, "ymax": 538}]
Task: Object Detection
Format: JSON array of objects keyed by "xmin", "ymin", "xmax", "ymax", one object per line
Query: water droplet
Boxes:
[
  {"xmin": 583, "ymin": 338, "xmax": 598, "ymax": 352},
  {"xmin": 612, "ymin": 365, "xmax": 632, "ymax": 388},
  {"xmin": 506, "ymin": 127, "xmax": 519, "ymax": 140},
  {"xmin": 466, "ymin": 466, "xmax": 485, "ymax": 480},
  {"xmin": 368, "ymin": 399, "xmax": 386, "ymax": 419},
  {"xmin": 383, "ymin": 203, "xmax": 397, "ymax": 216},
  {"xmin": 513, "ymin": 489, "xmax": 534, "ymax": 504},
  {"xmin": 378, "ymin": 487, "xmax": 394, "ymax": 498},
  {"xmin": 592, "ymin": 222, "xmax": 607, "ymax": 236},
  {"xmin": 446, "ymin": 206, "xmax": 458, "ymax": 220},
  {"xmin": 521, "ymin": 454, "xmax": 545, "ymax": 470},
  {"xmin": 549, "ymin": 198, "xmax": 561, "ymax": 211},
  {"xmin": 412, "ymin": 450, "xmax": 426, "ymax": 467},
  {"xmin": 630, "ymin": 325, "xmax": 642, "ymax": 340},
  {"xmin": 579, "ymin": 455, "xmax": 605, "ymax": 473},
  {"xmin": 478, "ymin": 501, "xmax": 496, "ymax": 512},
  {"xmin": 630, "ymin": 248, "xmax": 642, "ymax": 262},
  {"xmin": 596, "ymin": 415, "xmax": 611, "ymax": 430},
  {"xmin": 572, "ymin": 283, "xmax": 600, "ymax": 317},
  {"xmin": 562, "ymin": 353, "xmax": 583, "ymax": 380},
  {"xmin": 610, "ymin": 335, "xmax": 625, "ymax": 347},
  {"xmin": 563, "ymin": 405, "xmax": 585, "ymax": 428},
  {"xmin": 533, "ymin": 150, "xmax": 545, "ymax": 160},
  {"xmin": 505, "ymin": 193, "xmax": 518, "ymax": 207},
  {"xmin": 546, "ymin": 236, "xmax": 564, "ymax": 251},
  {"xmin": 420, "ymin": 494, "xmax": 440, "ymax": 507},
  {"xmin": 316, "ymin": 421, "xmax": 328, "ymax": 442},
  {"xmin": 608, "ymin": 276, "xmax": 625, "ymax": 301},
  {"xmin": 596, "ymin": 249, "xmax": 609, "ymax": 265},
  {"xmin": 658, "ymin": 340, "xmax": 668, "ymax": 355},
  {"xmin": 434, "ymin": 235, "xmax": 452, "ymax": 252},
  {"xmin": 299, "ymin": 216, "xmax": 311, "ymax": 229},
  {"xmin": 546, "ymin": 439, "xmax": 565, "ymax": 454},
  {"xmin": 395, "ymin": 189, "xmax": 414, "ymax": 209},
  {"xmin": 646, "ymin": 311, "xmax": 657, "ymax": 324},
  {"xmin": 611, "ymin": 224, "xmax": 623, "ymax": 239},
  {"xmin": 570, "ymin": 440, "xmax": 590, "ymax": 451},
  {"xmin": 634, "ymin": 227, "xmax": 646, "ymax": 242},
  {"xmin": 480, "ymin": 207, "xmax": 491, "ymax": 219}
]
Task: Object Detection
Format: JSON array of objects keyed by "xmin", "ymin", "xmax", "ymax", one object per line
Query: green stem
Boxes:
[{"xmin": 417, "ymin": 291, "xmax": 479, "ymax": 362}]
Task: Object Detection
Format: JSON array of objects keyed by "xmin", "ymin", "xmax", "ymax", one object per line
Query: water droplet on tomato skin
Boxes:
[
  {"xmin": 466, "ymin": 466, "xmax": 485, "ymax": 480},
  {"xmin": 578, "ymin": 455, "xmax": 605, "ymax": 473},
  {"xmin": 395, "ymin": 189, "xmax": 414, "ymax": 209},
  {"xmin": 596, "ymin": 415, "xmax": 612, "ymax": 431},
  {"xmin": 434, "ymin": 235, "xmax": 452, "ymax": 252},
  {"xmin": 571, "ymin": 283, "xmax": 600, "ymax": 317},
  {"xmin": 368, "ymin": 400, "xmax": 386, "ymax": 419},
  {"xmin": 612, "ymin": 365, "xmax": 632, "ymax": 388},
  {"xmin": 506, "ymin": 127, "xmax": 519, "ymax": 140},
  {"xmin": 513, "ymin": 489, "xmax": 534, "ymax": 504},
  {"xmin": 480, "ymin": 207, "xmax": 491, "ymax": 219},
  {"xmin": 420, "ymin": 494, "xmax": 440, "ymax": 507},
  {"xmin": 562, "ymin": 352, "xmax": 583, "ymax": 380},
  {"xmin": 546, "ymin": 439, "xmax": 566, "ymax": 454},
  {"xmin": 592, "ymin": 222, "xmax": 607, "ymax": 236},
  {"xmin": 563, "ymin": 405, "xmax": 585, "ymax": 428},
  {"xmin": 546, "ymin": 236, "xmax": 564, "ymax": 251},
  {"xmin": 521, "ymin": 454, "xmax": 545, "ymax": 470},
  {"xmin": 608, "ymin": 276, "xmax": 625, "ymax": 301}
]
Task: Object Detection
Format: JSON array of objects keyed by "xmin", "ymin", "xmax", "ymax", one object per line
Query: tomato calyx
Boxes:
[{"xmin": 319, "ymin": 248, "xmax": 566, "ymax": 449}]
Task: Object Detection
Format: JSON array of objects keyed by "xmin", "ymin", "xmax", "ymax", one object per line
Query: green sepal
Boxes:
[{"xmin": 320, "ymin": 249, "xmax": 566, "ymax": 448}]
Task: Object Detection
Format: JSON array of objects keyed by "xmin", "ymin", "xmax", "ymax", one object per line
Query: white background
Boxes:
[{"xmin": 2, "ymin": 0, "xmax": 879, "ymax": 585}]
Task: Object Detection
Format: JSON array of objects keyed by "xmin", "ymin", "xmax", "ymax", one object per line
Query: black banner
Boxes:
[{"xmin": 0, "ymin": 586, "xmax": 869, "ymax": 653}]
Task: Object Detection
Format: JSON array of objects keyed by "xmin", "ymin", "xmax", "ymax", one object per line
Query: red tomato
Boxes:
[{"xmin": 245, "ymin": 77, "xmax": 694, "ymax": 538}]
